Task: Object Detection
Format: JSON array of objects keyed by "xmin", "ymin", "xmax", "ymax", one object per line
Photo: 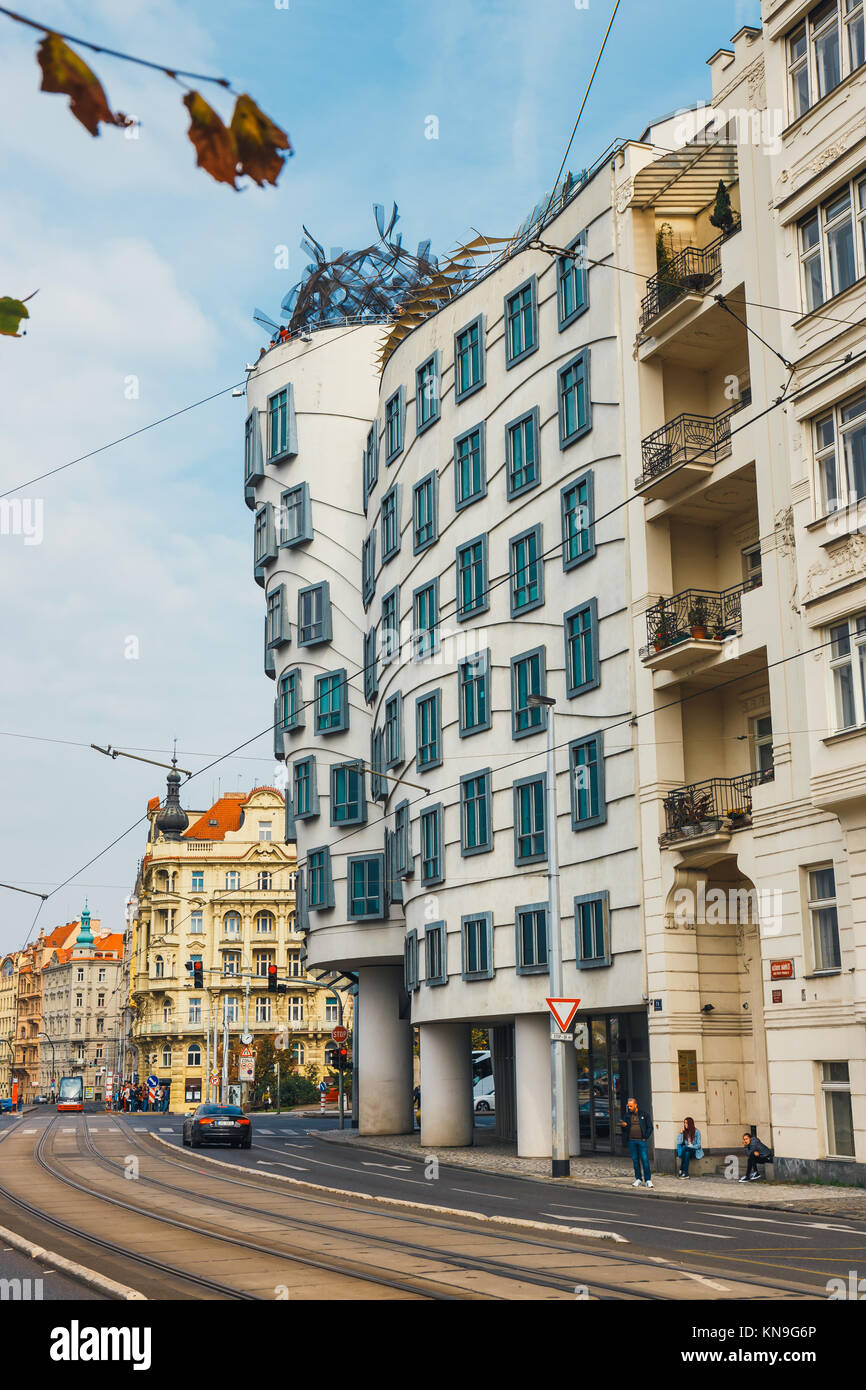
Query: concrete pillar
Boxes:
[
  {"xmin": 357, "ymin": 965, "xmax": 413, "ymax": 1135},
  {"xmin": 419, "ymin": 1021, "xmax": 473, "ymax": 1147},
  {"xmin": 515, "ymin": 1013, "xmax": 580, "ymax": 1157}
]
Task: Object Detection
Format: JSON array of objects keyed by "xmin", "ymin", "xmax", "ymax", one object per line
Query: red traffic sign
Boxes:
[
  {"xmin": 240, "ymin": 1046, "xmax": 254, "ymax": 1057},
  {"xmin": 545, "ymin": 997, "xmax": 581, "ymax": 1031},
  {"xmin": 331, "ymin": 1025, "xmax": 348, "ymax": 1043}
]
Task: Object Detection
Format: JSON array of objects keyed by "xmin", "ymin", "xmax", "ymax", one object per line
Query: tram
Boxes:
[{"xmin": 56, "ymin": 1076, "xmax": 84, "ymax": 1112}]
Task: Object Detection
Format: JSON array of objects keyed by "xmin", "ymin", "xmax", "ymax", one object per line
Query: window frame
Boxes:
[
  {"xmin": 574, "ymin": 890, "xmax": 611, "ymax": 969},
  {"xmin": 381, "ymin": 585, "xmax": 400, "ymax": 668},
  {"xmin": 267, "ymin": 384, "xmax": 298, "ymax": 462},
  {"xmin": 307, "ymin": 846, "xmax": 335, "ymax": 911},
  {"xmin": 362, "ymin": 528, "xmax": 377, "ymax": 609},
  {"xmin": 460, "ymin": 768, "xmax": 492, "ymax": 856},
  {"xmin": 504, "ymin": 274, "xmax": 538, "ymax": 368},
  {"xmin": 510, "ymin": 647, "xmax": 547, "ymax": 739},
  {"xmin": 515, "ymin": 902, "xmax": 549, "ymax": 975},
  {"xmin": 454, "ymin": 314, "xmax": 486, "ymax": 402},
  {"xmin": 404, "ymin": 928, "xmax": 420, "ymax": 991},
  {"xmin": 558, "ymin": 348, "xmax": 592, "ymax": 448},
  {"xmin": 453, "ymin": 423, "xmax": 487, "ymax": 510},
  {"xmin": 505, "ymin": 406, "xmax": 540, "ymax": 501},
  {"xmin": 561, "ymin": 470, "xmax": 596, "ymax": 570},
  {"xmin": 424, "ymin": 921, "xmax": 447, "ymax": 986},
  {"xmin": 383, "ymin": 691, "xmax": 405, "ymax": 769},
  {"xmin": 412, "ymin": 470, "xmax": 439, "ymax": 554},
  {"xmin": 415, "ymin": 351, "xmax": 441, "ymax": 434},
  {"xmin": 509, "ymin": 523, "xmax": 544, "ymax": 616},
  {"xmin": 456, "ymin": 533, "xmax": 489, "ymax": 621},
  {"xmin": 564, "ymin": 597, "xmax": 600, "ymax": 698},
  {"xmin": 557, "ymin": 229, "xmax": 589, "ymax": 330},
  {"xmin": 347, "ymin": 852, "xmax": 385, "ymax": 921},
  {"xmin": 415, "ymin": 689, "xmax": 442, "ymax": 772},
  {"xmin": 266, "ymin": 584, "xmax": 291, "ymax": 648},
  {"xmin": 330, "ymin": 761, "xmax": 367, "ymax": 828},
  {"xmin": 806, "ymin": 862, "xmax": 842, "ymax": 973},
  {"xmin": 384, "ymin": 386, "xmax": 406, "ymax": 464},
  {"xmin": 513, "ymin": 773, "xmax": 547, "ymax": 865},
  {"xmin": 459, "ymin": 648, "xmax": 491, "ymax": 737},
  {"xmin": 419, "ymin": 802, "xmax": 444, "ymax": 886},
  {"xmin": 568, "ymin": 732, "xmax": 607, "ymax": 830},
  {"xmin": 314, "ymin": 669, "xmax": 349, "ymax": 735},
  {"xmin": 297, "ymin": 581, "xmax": 332, "ymax": 646},
  {"xmin": 412, "ymin": 578, "xmax": 440, "ymax": 661},
  {"xmin": 278, "ymin": 481, "xmax": 313, "ymax": 548},
  {"xmin": 461, "ymin": 912, "xmax": 493, "ymax": 980},
  {"xmin": 381, "ymin": 480, "xmax": 402, "ymax": 562},
  {"xmin": 292, "ymin": 755, "xmax": 319, "ymax": 820}
]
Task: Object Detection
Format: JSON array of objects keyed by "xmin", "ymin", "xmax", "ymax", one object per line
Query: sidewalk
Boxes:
[{"xmin": 319, "ymin": 1127, "xmax": 866, "ymax": 1220}]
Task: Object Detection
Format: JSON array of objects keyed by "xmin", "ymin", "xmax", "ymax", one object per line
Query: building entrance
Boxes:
[{"xmin": 574, "ymin": 1011, "xmax": 650, "ymax": 1153}]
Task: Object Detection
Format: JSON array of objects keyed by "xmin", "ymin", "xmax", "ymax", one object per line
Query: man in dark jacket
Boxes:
[
  {"xmin": 620, "ymin": 1097, "xmax": 654, "ymax": 1188},
  {"xmin": 740, "ymin": 1132, "xmax": 773, "ymax": 1181}
]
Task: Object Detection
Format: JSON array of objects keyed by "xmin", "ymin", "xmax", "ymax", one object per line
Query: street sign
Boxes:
[
  {"xmin": 240, "ymin": 1032, "xmax": 253, "ymax": 1045},
  {"xmin": 551, "ymin": 1031, "xmax": 574, "ymax": 1043},
  {"xmin": 545, "ymin": 997, "xmax": 581, "ymax": 1031},
  {"xmin": 770, "ymin": 960, "xmax": 794, "ymax": 979},
  {"xmin": 210, "ymin": 1069, "xmax": 219, "ymax": 1082},
  {"xmin": 331, "ymin": 1025, "xmax": 348, "ymax": 1043},
  {"xmin": 147, "ymin": 1074, "xmax": 158, "ymax": 1089},
  {"xmin": 238, "ymin": 1058, "xmax": 254, "ymax": 1082},
  {"xmin": 240, "ymin": 1046, "xmax": 254, "ymax": 1058}
]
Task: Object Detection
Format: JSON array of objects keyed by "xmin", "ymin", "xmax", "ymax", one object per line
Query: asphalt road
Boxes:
[{"xmin": 0, "ymin": 1243, "xmax": 103, "ymax": 1300}]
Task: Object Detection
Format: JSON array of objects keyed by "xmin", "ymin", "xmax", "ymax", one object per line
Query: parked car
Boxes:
[
  {"xmin": 33, "ymin": 1094, "xmax": 49, "ymax": 1104},
  {"xmin": 0, "ymin": 1097, "xmax": 15, "ymax": 1114},
  {"xmin": 474, "ymin": 1092, "xmax": 495, "ymax": 1114},
  {"xmin": 182, "ymin": 1103, "xmax": 252, "ymax": 1149}
]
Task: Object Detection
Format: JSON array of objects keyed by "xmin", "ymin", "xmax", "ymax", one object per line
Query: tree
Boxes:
[{"xmin": 709, "ymin": 180, "xmax": 735, "ymax": 234}]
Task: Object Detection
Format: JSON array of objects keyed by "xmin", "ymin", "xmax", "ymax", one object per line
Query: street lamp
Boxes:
[
  {"xmin": 38, "ymin": 1031, "xmax": 56, "ymax": 1101},
  {"xmin": 527, "ymin": 693, "xmax": 571, "ymax": 1178}
]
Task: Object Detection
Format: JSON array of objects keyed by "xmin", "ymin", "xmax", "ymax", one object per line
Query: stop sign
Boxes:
[{"xmin": 331, "ymin": 1025, "xmax": 348, "ymax": 1043}]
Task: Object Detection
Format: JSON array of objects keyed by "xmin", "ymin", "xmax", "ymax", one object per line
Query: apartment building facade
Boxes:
[
  {"xmin": 0, "ymin": 952, "xmax": 18, "ymax": 1099},
  {"xmin": 41, "ymin": 906, "xmax": 125, "ymax": 1103}
]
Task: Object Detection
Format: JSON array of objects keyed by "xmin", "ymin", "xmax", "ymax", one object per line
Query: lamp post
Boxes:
[
  {"xmin": 38, "ymin": 1031, "xmax": 56, "ymax": 1101},
  {"xmin": 527, "ymin": 693, "xmax": 571, "ymax": 1178}
]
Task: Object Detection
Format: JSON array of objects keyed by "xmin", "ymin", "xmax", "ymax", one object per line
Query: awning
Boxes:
[{"xmin": 630, "ymin": 140, "xmax": 738, "ymax": 215}]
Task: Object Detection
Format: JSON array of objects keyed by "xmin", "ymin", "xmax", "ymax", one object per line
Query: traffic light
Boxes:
[
  {"xmin": 267, "ymin": 964, "xmax": 278, "ymax": 993},
  {"xmin": 334, "ymin": 1046, "xmax": 349, "ymax": 1073},
  {"xmin": 192, "ymin": 960, "xmax": 203, "ymax": 989}
]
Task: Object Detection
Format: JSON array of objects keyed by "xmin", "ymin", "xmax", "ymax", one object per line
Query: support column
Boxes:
[
  {"xmin": 419, "ymin": 1021, "xmax": 473, "ymax": 1147},
  {"xmin": 515, "ymin": 1013, "xmax": 578, "ymax": 1157},
  {"xmin": 357, "ymin": 965, "xmax": 413, "ymax": 1135}
]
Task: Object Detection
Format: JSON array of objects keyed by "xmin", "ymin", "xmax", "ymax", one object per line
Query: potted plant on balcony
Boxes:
[
  {"xmin": 655, "ymin": 222, "xmax": 681, "ymax": 312},
  {"xmin": 651, "ymin": 603, "xmax": 678, "ymax": 652},
  {"xmin": 709, "ymin": 179, "xmax": 736, "ymax": 236},
  {"xmin": 688, "ymin": 597, "xmax": 709, "ymax": 640}
]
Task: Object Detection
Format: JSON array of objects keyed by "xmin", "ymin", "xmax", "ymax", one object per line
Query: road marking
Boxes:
[
  {"xmin": 62, "ymin": 1128, "xmax": 74, "ymax": 1134},
  {"xmin": 451, "ymin": 1188, "xmax": 516, "ymax": 1201},
  {"xmin": 274, "ymin": 1162, "xmax": 308, "ymax": 1172},
  {"xmin": 680, "ymin": 1270, "xmax": 732, "ymax": 1293},
  {"xmin": 257, "ymin": 1129, "xmax": 274, "ymax": 1135},
  {"xmin": 252, "ymin": 1141, "xmax": 429, "ymax": 1184},
  {"xmin": 540, "ymin": 1211, "xmax": 732, "ymax": 1239},
  {"xmin": 361, "ymin": 1161, "xmax": 414, "ymax": 1171},
  {"xmin": 704, "ymin": 1210, "xmax": 860, "ymax": 1233},
  {"xmin": 159, "ymin": 1128, "xmax": 173, "ymax": 1133},
  {"xmin": 683, "ymin": 1220, "xmax": 810, "ymax": 1240},
  {"xmin": 22, "ymin": 1129, "xmax": 36, "ymax": 1134},
  {"xmin": 132, "ymin": 1128, "xmax": 147, "ymax": 1133}
]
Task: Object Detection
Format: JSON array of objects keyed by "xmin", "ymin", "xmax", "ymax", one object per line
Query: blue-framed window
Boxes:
[
  {"xmin": 385, "ymin": 826, "xmax": 402, "ymax": 905},
  {"xmin": 454, "ymin": 425, "xmax": 486, "ymax": 509},
  {"xmin": 384, "ymin": 692, "xmax": 404, "ymax": 768},
  {"xmin": 561, "ymin": 471, "xmax": 595, "ymax": 569},
  {"xmin": 461, "ymin": 913, "xmax": 493, "ymax": 980},
  {"xmin": 314, "ymin": 670, "xmax": 348, "ymax": 734},
  {"xmin": 460, "ymin": 770, "xmax": 492, "ymax": 855},
  {"xmin": 363, "ymin": 424, "xmax": 379, "ymax": 511},
  {"xmin": 395, "ymin": 799, "xmax": 412, "ymax": 878},
  {"xmin": 277, "ymin": 668, "xmax": 303, "ymax": 732},
  {"xmin": 245, "ymin": 409, "xmax": 264, "ymax": 486},
  {"xmin": 381, "ymin": 586, "xmax": 400, "ymax": 667},
  {"xmin": 459, "ymin": 649, "xmax": 491, "ymax": 736},
  {"xmin": 370, "ymin": 725, "xmax": 385, "ymax": 801},
  {"xmin": 513, "ymin": 774, "xmax": 547, "ymax": 864},
  {"xmin": 454, "ymin": 315, "xmax": 485, "ymax": 401},
  {"xmin": 510, "ymin": 525, "xmax": 544, "ymax": 615},
  {"xmin": 293, "ymin": 756, "xmax": 319, "ymax": 819},
  {"xmin": 412, "ymin": 471, "xmax": 438, "ymax": 553},
  {"xmin": 331, "ymin": 761, "xmax": 367, "ymax": 826},
  {"xmin": 425, "ymin": 922, "xmax": 447, "ymax": 986},
  {"xmin": 416, "ymin": 690, "xmax": 441, "ymax": 771},
  {"xmin": 558, "ymin": 230, "xmax": 588, "ymax": 329},
  {"xmin": 267, "ymin": 385, "xmax": 297, "ymax": 461},
  {"xmin": 297, "ymin": 582, "xmax": 332, "ymax": 646},
  {"xmin": 558, "ymin": 349, "xmax": 591, "ymax": 447},
  {"xmin": 569, "ymin": 733, "xmax": 606, "ymax": 828},
  {"xmin": 266, "ymin": 585, "xmax": 290, "ymax": 647},
  {"xmin": 308, "ymin": 847, "xmax": 335, "ymax": 910},
  {"xmin": 506, "ymin": 408, "xmax": 539, "ymax": 500},
  {"xmin": 381, "ymin": 482, "xmax": 401, "ymax": 562},
  {"xmin": 404, "ymin": 928, "xmax": 419, "ymax": 991},
  {"xmin": 384, "ymin": 387, "xmax": 405, "ymax": 463},
  {"xmin": 416, "ymin": 352, "xmax": 440, "ymax": 433},
  {"xmin": 254, "ymin": 503, "xmax": 277, "ymax": 583},
  {"xmin": 504, "ymin": 276, "xmax": 538, "ymax": 367},
  {"xmin": 412, "ymin": 579, "xmax": 439, "ymax": 660},
  {"xmin": 456, "ymin": 535, "xmax": 488, "ymax": 620},
  {"xmin": 511, "ymin": 648, "xmax": 546, "ymax": 738},
  {"xmin": 575, "ymin": 891, "xmax": 610, "ymax": 968},
  {"xmin": 278, "ymin": 482, "xmax": 312, "ymax": 547},
  {"xmin": 564, "ymin": 599, "xmax": 599, "ymax": 698},
  {"xmin": 191, "ymin": 870, "xmax": 204, "ymax": 891},
  {"xmin": 347, "ymin": 853, "xmax": 384, "ymax": 920},
  {"xmin": 362, "ymin": 530, "xmax": 376, "ymax": 609},
  {"xmin": 516, "ymin": 903, "xmax": 548, "ymax": 973},
  {"xmin": 363, "ymin": 628, "xmax": 378, "ymax": 704},
  {"xmin": 419, "ymin": 803, "xmax": 443, "ymax": 885}
]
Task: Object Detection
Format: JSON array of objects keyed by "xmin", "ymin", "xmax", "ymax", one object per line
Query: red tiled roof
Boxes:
[
  {"xmin": 147, "ymin": 796, "xmax": 160, "ymax": 812},
  {"xmin": 246, "ymin": 786, "xmax": 285, "ymax": 801},
  {"xmin": 183, "ymin": 787, "xmax": 283, "ymax": 841}
]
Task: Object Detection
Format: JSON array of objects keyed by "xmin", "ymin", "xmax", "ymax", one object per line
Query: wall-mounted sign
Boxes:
[
  {"xmin": 653, "ymin": 998, "xmax": 662, "ymax": 1012},
  {"xmin": 678, "ymin": 1050, "xmax": 698, "ymax": 1092},
  {"xmin": 771, "ymin": 988, "xmax": 783, "ymax": 1003},
  {"xmin": 770, "ymin": 960, "xmax": 794, "ymax": 980}
]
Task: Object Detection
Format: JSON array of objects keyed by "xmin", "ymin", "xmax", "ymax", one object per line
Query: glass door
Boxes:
[{"xmin": 574, "ymin": 1017, "xmax": 614, "ymax": 1152}]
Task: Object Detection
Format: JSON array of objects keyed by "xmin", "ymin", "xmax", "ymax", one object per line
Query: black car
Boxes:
[{"xmin": 182, "ymin": 1104, "xmax": 252, "ymax": 1149}]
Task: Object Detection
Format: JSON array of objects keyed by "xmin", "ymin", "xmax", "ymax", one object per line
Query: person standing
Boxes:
[
  {"xmin": 676, "ymin": 1116, "xmax": 703, "ymax": 1178},
  {"xmin": 739, "ymin": 1131, "xmax": 773, "ymax": 1181},
  {"xmin": 620, "ymin": 1096, "xmax": 654, "ymax": 1188}
]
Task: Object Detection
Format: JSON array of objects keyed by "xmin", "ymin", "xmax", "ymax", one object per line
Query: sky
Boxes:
[{"xmin": 0, "ymin": 0, "xmax": 762, "ymax": 952}]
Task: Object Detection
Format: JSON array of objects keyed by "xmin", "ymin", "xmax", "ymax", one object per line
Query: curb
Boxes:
[
  {"xmin": 144, "ymin": 1132, "xmax": 628, "ymax": 1243},
  {"xmin": 0, "ymin": 1221, "xmax": 147, "ymax": 1301}
]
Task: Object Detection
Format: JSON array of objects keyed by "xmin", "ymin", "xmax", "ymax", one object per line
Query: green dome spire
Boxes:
[{"xmin": 76, "ymin": 898, "xmax": 94, "ymax": 948}]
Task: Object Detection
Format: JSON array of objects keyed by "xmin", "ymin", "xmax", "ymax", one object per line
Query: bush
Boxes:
[{"xmin": 280, "ymin": 1073, "xmax": 318, "ymax": 1108}]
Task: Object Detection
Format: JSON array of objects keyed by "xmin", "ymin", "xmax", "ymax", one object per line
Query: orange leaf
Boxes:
[
  {"xmin": 230, "ymin": 94, "xmax": 291, "ymax": 188},
  {"xmin": 36, "ymin": 32, "xmax": 123, "ymax": 137},
  {"xmin": 183, "ymin": 91, "xmax": 239, "ymax": 188}
]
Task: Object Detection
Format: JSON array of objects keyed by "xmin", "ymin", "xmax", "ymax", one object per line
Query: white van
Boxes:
[{"xmin": 472, "ymin": 1050, "xmax": 495, "ymax": 1113}]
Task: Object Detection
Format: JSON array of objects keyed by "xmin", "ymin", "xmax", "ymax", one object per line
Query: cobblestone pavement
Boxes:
[{"xmin": 321, "ymin": 1128, "xmax": 866, "ymax": 1219}]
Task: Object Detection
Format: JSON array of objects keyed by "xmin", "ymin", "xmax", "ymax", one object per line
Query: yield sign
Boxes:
[{"xmin": 545, "ymin": 997, "xmax": 581, "ymax": 1031}]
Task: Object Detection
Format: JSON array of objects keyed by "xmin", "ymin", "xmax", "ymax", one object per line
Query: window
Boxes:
[
  {"xmin": 255, "ymin": 997, "xmax": 271, "ymax": 1024},
  {"xmin": 363, "ymin": 628, "xmax": 378, "ymax": 705},
  {"xmin": 454, "ymin": 425, "xmax": 486, "ymax": 508},
  {"xmin": 308, "ymin": 847, "xmax": 334, "ymax": 910},
  {"xmin": 97, "ymin": 992, "xmax": 105, "ymax": 1007},
  {"xmin": 569, "ymin": 734, "xmax": 606, "ymax": 828},
  {"xmin": 510, "ymin": 525, "xmax": 543, "ymax": 615},
  {"xmin": 384, "ymin": 692, "xmax": 404, "ymax": 767},
  {"xmin": 324, "ymin": 996, "xmax": 339, "ymax": 1024},
  {"xmin": 750, "ymin": 714, "xmax": 774, "ymax": 775},
  {"xmin": 807, "ymin": 864, "xmax": 841, "ymax": 970},
  {"xmin": 348, "ymin": 854, "xmax": 385, "ymax": 919},
  {"xmin": 787, "ymin": 1, "xmax": 864, "ymax": 120},
  {"xmin": 244, "ymin": 409, "xmax": 263, "ymax": 484},
  {"xmin": 558, "ymin": 230, "xmax": 588, "ymax": 328},
  {"xmin": 412, "ymin": 579, "xmax": 439, "ymax": 660},
  {"xmin": 153, "ymin": 956, "xmax": 164, "ymax": 979},
  {"xmin": 558, "ymin": 350, "xmax": 591, "ymax": 447},
  {"xmin": 189, "ymin": 998, "xmax": 202, "ymax": 1025},
  {"xmin": 278, "ymin": 482, "xmax": 312, "ymax": 547},
  {"xmin": 257, "ymin": 871, "xmax": 272, "ymax": 891},
  {"xmin": 254, "ymin": 951, "xmax": 272, "ymax": 977},
  {"xmin": 460, "ymin": 770, "xmax": 492, "ymax": 855},
  {"xmin": 564, "ymin": 599, "xmax": 599, "ymax": 697},
  {"xmin": 277, "ymin": 669, "xmax": 303, "ymax": 735},
  {"xmin": 821, "ymin": 1061, "xmax": 855, "ymax": 1156},
  {"xmin": 395, "ymin": 800, "xmax": 412, "ymax": 878},
  {"xmin": 75, "ymin": 991, "xmax": 83, "ymax": 1006},
  {"xmin": 297, "ymin": 582, "xmax": 332, "ymax": 646},
  {"xmin": 370, "ymin": 725, "xmax": 385, "ymax": 801},
  {"xmin": 742, "ymin": 541, "xmax": 763, "ymax": 587},
  {"xmin": 425, "ymin": 922, "xmax": 446, "ymax": 986},
  {"xmin": 268, "ymin": 386, "xmax": 296, "ymax": 460},
  {"xmin": 454, "ymin": 315, "xmax": 485, "ymax": 401},
  {"xmin": 161, "ymin": 1045, "xmax": 172, "ymax": 1068},
  {"xmin": 77, "ymin": 967, "xmax": 84, "ymax": 982},
  {"xmin": 287, "ymin": 950, "xmax": 301, "ymax": 977},
  {"xmin": 416, "ymin": 352, "xmax": 440, "ymax": 432},
  {"xmin": 381, "ymin": 482, "xmax": 401, "ymax": 561},
  {"xmin": 363, "ymin": 424, "xmax": 378, "ymax": 509},
  {"xmin": 223, "ymin": 910, "xmax": 241, "ymax": 936},
  {"xmin": 412, "ymin": 472, "xmax": 438, "ymax": 552},
  {"xmin": 315, "ymin": 670, "xmax": 348, "ymax": 734},
  {"xmin": 254, "ymin": 503, "xmax": 277, "ymax": 571},
  {"xmin": 815, "ymin": 392, "xmax": 866, "ymax": 513},
  {"xmin": 187, "ymin": 1043, "xmax": 201, "ymax": 1066},
  {"xmin": 190, "ymin": 911, "xmax": 203, "ymax": 935},
  {"xmin": 223, "ymin": 950, "xmax": 240, "ymax": 975},
  {"xmin": 225, "ymin": 870, "xmax": 241, "ymax": 892},
  {"xmin": 461, "ymin": 914, "xmax": 492, "ymax": 979},
  {"xmin": 799, "ymin": 176, "xmax": 866, "ymax": 312},
  {"xmin": 828, "ymin": 612, "xmax": 866, "ymax": 728},
  {"xmin": 404, "ymin": 929, "xmax": 419, "ymax": 991},
  {"xmin": 331, "ymin": 762, "xmax": 366, "ymax": 826},
  {"xmin": 293, "ymin": 756, "xmax": 319, "ymax": 819},
  {"xmin": 516, "ymin": 904, "xmax": 548, "ymax": 973},
  {"xmin": 506, "ymin": 408, "xmax": 539, "ymax": 500},
  {"xmin": 575, "ymin": 892, "xmax": 610, "ymax": 967},
  {"xmin": 504, "ymin": 276, "xmax": 538, "ymax": 366},
  {"xmin": 290, "ymin": 1041, "xmax": 305, "ymax": 1065},
  {"xmin": 419, "ymin": 803, "xmax": 443, "ymax": 884},
  {"xmin": 561, "ymin": 472, "xmax": 595, "ymax": 569},
  {"xmin": 416, "ymin": 691, "xmax": 441, "ymax": 770},
  {"xmin": 456, "ymin": 535, "xmax": 488, "ymax": 620},
  {"xmin": 224, "ymin": 995, "xmax": 239, "ymax": 1024},
  {"xmin": 459, "ymin": 650, "xmax": 491, "ymax": 736},
  {"xmin": 513, "ymin": 775, "xmax": 546, "ymax": 864},
  {"xmin": 362, "ymin": 530, "xmax": 376, "ymax": 608},
  {"xmin": 385, "ymin": 387, "xmax": 405, "ymax": 463},
  {"xmin": 258, "ymin": 821, "xmax": 272, "ymax": 842},
  {"xmin": 255, "ymin": 911, "xmax": 274, "ymax": 934},
  {"xmin": 381, "ymin": 586, "xmax": 400, "ymax": 667},
  {"xmin": 191, "ymin": 871, "xmax": 204, "ymax": 891},
  {"xmin": 511, "ymin": 648, "xmax": 546, "ymax": 738}
]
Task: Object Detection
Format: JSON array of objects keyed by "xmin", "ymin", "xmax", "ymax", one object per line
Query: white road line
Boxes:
[
  {"xmin": 22, "ymin": 1129, "xmax": 36, "ymax": 1134},
  {"xmin": 159, "ymin": 1128, "xmax": 173, "ymax": 1133},
  {"xmin": 680, "ymin": 1271, "xmax": 732, "ymax": 1293},
  {"xmin": 275, "ymin": 1162, "xmax": 308, "ymax": 1172},
  {"xmin": 62, "ymin": 1128, "xmax": 74, "ymax": 1134},
  {"xmin": 451, "ymin": 1188, "xmax": 516, "ymax": 1201},
  {"xmin": 254, "ymin": 1140, "xmax": 426, "ymax": 1183},
  {"xmin": 257, "ymin": 1129, "xmax": 274, "ymax": 1135},
  {"xmin": 683, "ymin": 1220, "xmax": 810, "ymax": 1240},
  {"xmin": 704, "ymin": 1210, "xmax": 860, "ymax": 1233},
  {"xmin": 540, "ymin": 1211, "xmax": 733, "ymax": 1239},
  {"xmin": 132, "ymin": 1128, "xmax": 146, "ymax": 1133},
  {"xmin": 361, "ymin": 1161, "xmax": 414, "ymax": 1171}
]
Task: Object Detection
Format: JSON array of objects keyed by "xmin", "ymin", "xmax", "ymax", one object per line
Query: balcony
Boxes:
[
  {"xmin": 641, "ymin": 579, "xmax": 759, "ymax": 670},
  {"xmin": 636, "ymin": 391, "xmax": 751, "ymax": 499},
  {"xmin": 640, "ymin": 222, "xmax": 740, "ymax": 334},
  {"xmin": 661, "ymin": 769, "xmax": 774, "ymax": 846}
]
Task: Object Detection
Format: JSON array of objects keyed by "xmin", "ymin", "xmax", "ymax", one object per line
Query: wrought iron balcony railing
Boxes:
[
  {"xmin": 637, "ymin": 389, "xmax": 751, "ymax": 487},
  {"xmin": 642, "ymin": 576, "xmax": 760, "ymax": 658},
  {"xmin": 640, "ymin": 220, "xmax": 740, "ymax": 331},
  {"xmin": 661, "ymin": 769, "xmax": 774, "ymax": 842}
]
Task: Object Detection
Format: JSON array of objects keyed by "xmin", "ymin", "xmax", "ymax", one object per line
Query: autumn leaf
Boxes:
[
  {"xmin": 230, "ymin": 94, "xmax": 291, "ymax": 188},
  {"xmin": 36, "ymin": 31, "xmax": 124, "ymax": 137},
  {"xmin": 0, "ymin": 296, "xmax": 33, "ymax": 338},
  {"xmin": 183, "ymin": 91, "xmax": 238, "ymax": 188}
]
